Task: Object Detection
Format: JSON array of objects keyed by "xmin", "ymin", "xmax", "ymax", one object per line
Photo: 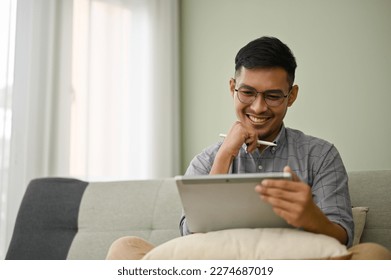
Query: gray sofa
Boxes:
[{"xmin": 5, "ymin": 170, "xmax": 391, "ymax": 260}]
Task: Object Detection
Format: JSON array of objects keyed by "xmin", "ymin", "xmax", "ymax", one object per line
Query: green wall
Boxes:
[{"xmin": 180, "ymin": 0, "xmax": 391, "ymax": 174}]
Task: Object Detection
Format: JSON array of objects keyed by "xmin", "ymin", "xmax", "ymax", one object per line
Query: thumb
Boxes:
[{"xmin": 283, "ymin": 166, "xmax": 301, "ymax": 182}]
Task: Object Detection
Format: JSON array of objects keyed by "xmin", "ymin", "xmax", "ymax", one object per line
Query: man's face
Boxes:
[{"xmin": 229, "ymin": 67, "xmax": 298, "ymax": 142}]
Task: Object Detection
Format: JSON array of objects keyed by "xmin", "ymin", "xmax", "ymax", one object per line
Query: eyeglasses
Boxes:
[{"xmin": 234, "ymin": 86, "xmax": 292, "ymax": 107}]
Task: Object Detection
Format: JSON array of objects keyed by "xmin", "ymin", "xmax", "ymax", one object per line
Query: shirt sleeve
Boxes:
[{"xmin": 311, "ymin": 144, "xmax": 354, "ymax": 247}]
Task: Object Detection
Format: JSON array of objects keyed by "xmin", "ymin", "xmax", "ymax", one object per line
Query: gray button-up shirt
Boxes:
[{"xmin": 180, "ymin": 125, "xmax": 354, "ymax": 247}]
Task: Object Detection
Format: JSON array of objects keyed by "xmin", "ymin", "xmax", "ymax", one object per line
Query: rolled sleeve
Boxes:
[{"xmin": 311, "ymin": 145, "xmax": 354, "ymax": 247}]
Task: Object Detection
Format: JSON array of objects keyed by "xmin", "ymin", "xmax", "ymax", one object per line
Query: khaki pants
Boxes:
[{"xmin": 105, "ymin": 236, "xmax": 391, "ymax": 260}]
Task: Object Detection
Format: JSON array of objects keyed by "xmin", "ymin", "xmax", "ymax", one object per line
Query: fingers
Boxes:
[
  {"xmin": 283, "ymin": 166, "xmax": 301, "ymax": 182},
  {"xmin": 256, "ymin": 184, "xmax": 306, "ymax": 228},
  {"xmin": 254, "ymin": 171, "xmax": 315, "ymax": 228},
  {"xmin": 223, "ymin": 121, "xmax": 259, "ymax": 154},
  {"xmin": 244, "ymin": 132, "xmax": 258, "ymax": 153},
  {"xmin": 254, "ymin": 166, "xmax": 301, "ymax": 195},
  {"xmin": 255, "ymin": 180, "xmax": 301, "ymax": 204}
]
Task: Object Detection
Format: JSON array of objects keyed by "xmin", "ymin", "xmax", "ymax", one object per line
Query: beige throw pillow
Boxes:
[
  {"xmin": 352, "ymin": 206, "xmax": 369, "ymax": 246},
  {"xmin": 143, "ymin": 228, "xmax": 351, "ymax": 260}
]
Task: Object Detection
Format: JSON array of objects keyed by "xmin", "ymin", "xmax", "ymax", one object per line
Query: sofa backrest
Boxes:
[
  {"xmin": 6, "ymin": 178, "xmax": 183, "ymax": 260},
  {"xmin": 66, "ymin": 178, "xmax": 182, "ymax": 259},
  {"xmin": 348, "ymin": 170, "xmax": 391, "ymax": 251}
]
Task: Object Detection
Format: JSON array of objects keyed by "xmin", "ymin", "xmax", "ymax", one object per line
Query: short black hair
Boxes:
[{"xmin": 235, "ymin": 36, "xmax": 297, "ymax": 86}]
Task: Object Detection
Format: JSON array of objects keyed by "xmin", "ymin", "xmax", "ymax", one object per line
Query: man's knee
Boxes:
[
  {"xmin": 348, "ymin": 242, "xmax": 391, "ymax": 260},
  {"xmin": 106, "ymin": 236, "xmax": 155, "ymax": 260}
]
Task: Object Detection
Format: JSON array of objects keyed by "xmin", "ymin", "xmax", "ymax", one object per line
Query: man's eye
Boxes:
[
  {"xmin": 240, "ymin": 90, "xmax": 256, "ymax": 96},
  {"xmin": 265, "ymin": 93, "xmax": 283, "ymax": 100}
]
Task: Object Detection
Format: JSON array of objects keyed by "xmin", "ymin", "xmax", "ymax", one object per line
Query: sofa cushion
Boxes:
[
  {"xmin": 143, "ymin": 228, "xmax": 351, "ymax": 260},
  {"xmin": 352, "ymin": 206, "xmax": 369, "ymax": 246},
  {"xmin": 66, "ymin": 178, "xmax": 182, "ymax": 259}
]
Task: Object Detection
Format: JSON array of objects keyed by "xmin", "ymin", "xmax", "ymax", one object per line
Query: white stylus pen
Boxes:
[{"xmin": 219, "ymin": 133, "xmax": 277, "ymax": 147}]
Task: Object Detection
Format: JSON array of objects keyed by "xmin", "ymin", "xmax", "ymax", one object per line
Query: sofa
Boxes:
[{"xmin": 5, "ymin": 170, "xmax": 391, "ymax": 260}]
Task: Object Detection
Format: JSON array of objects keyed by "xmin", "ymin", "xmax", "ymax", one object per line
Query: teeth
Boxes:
[{"xmin": 248, "ymin": 115, "xmax": 268, "ymax": 124}]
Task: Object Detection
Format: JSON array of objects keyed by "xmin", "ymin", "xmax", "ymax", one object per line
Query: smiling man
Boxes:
[
  {"xmin": 181, "ymin": 37, "xmax": 352, "ymax": 246},
  {"xmin": 179, "ymin": 37, "xmax": 391, "ymax": 259},
  {"xmin": 106, "ymin": 37, "xmax": 391, "ymax": 260}
]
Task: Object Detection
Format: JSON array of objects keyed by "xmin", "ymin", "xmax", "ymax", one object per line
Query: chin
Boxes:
[{"xmin": 254, "ymin": 125, "xmax": 279, "ymax": 141}]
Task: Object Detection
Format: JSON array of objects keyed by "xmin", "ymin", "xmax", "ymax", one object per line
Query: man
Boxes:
[
  {"xmin": 180, "ymin": 36, "xmax": 352, "ymax": 247},
  {"xmin": 106, "ymin": 36, "xmax": 391, "ymax": 260}
]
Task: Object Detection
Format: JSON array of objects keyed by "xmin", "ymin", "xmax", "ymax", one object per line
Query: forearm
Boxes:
[
  {"xmin": 211, "ymin": 122, "xmax": 256, "ymax": 174},
  {"xmin": 303, "ymin": 205, "xmax": 348, "ymax": 245},
  {"xmin": 327, "ymin": 223, "xmax": 348, "ymax": 245},
  {"xmin": 210, "ymin": 149, "xmax": 235, "ymax": 174}
]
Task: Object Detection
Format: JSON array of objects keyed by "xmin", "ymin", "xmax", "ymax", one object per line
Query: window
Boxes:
[
  {"xmin": 0, "ymin": 0, "xmax": 179, "ymax": 259},
  {"xmin": 70, "ymin": 0, "xmax": 180, "ymax": 181},
  {"xmin": 0, "ymin": 0, "xmax": 17, "ymax": 259}
]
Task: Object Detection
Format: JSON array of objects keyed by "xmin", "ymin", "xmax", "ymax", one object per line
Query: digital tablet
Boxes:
[{"xmin": 175, "ymin": 172, "xmax": 292, "ymax": 233}]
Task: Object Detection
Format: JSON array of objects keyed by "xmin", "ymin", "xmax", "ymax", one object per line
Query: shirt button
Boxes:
[{"xmin": 258, "ymin": 165, "xmax": 263, "ymax": 170}]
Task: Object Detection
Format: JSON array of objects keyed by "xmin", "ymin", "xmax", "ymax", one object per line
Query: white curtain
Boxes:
[
  {"xmin": 0, "ymin": 0, "xmax": 179, "ymax": 259},
  {"xmin": 0, "ymin": 0, "xmax": 17, "ymax": 260},
  {"xmin": 71, "ymin": 0, "xmax": 180, "ymax": 181}
]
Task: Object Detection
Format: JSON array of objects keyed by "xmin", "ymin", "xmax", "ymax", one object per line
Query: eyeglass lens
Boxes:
[{"xmin": 237, "ymin": 88, "xmax": 286, "ymax": 107}]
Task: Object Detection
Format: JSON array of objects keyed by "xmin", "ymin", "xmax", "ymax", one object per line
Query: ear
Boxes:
[
  {"xmin": 229, "ymin": 78, "xmax": 236, "ymax": 98},
  {"xmin": 287, "ymin": 85, "xmax": 299, "ymax": 107}
]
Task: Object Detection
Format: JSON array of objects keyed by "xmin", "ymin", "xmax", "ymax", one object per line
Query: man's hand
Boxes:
[
  {"xmin": 221, "ymin": 121, "xmax": 259, "ymax": 156},
  {"xmin": 255, "ymin": 166, "xmax": 317, "ymax": 228},
  {"xmin": 210, "ymin": 121, "xmax": 258, "ymax": 174},
  {"xmin": 255, "ymin": 166, "xmax": 348, "ymax": 244}
]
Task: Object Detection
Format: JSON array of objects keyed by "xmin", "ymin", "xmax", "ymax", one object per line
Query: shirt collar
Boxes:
[
  {"xmin": 274, "ymin": 123, "xmax": 287, "ymax": 146},
  {"xmin": 267, "ymin": 124, "xmax": 287, "ymax": 154},
  {"xmin": 246, "ymin": 124, "xmax": 287, "ymax": 156}
]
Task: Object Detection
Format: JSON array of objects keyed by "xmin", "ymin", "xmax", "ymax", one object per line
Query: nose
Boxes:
[{"xmin": 250, "ymin": 93, "xmax": 268, "ymax": 113}]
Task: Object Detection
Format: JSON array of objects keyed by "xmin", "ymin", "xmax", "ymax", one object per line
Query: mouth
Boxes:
[{"xmin": 247, "ymin": 114, "xmax": 271, "ymax": 125}]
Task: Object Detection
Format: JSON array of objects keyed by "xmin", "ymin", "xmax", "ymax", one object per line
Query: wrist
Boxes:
[
  {"xmin": 302, "ymin": 205, "xmax": 347, "ymax": 245},
  {"xmin": 210, "ymin": 148, "xmax": 236, "ymax": 174}
]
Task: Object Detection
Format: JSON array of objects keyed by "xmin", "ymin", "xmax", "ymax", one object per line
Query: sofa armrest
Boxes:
[{"xmin": 5, "ymin": 178, "xmax": 88, "ymax": 260}]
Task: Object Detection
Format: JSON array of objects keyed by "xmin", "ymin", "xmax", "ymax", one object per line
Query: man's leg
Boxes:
[
  {"xmin": 348, "ymin": 243, "xmax": 391, "ymax": 260},
  {"xmin": 106, "ymin": 236, "xmax": 155, "ymax": 260}
]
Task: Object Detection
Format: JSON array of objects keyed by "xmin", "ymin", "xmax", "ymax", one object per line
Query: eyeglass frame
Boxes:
[{"xmin": 233, "ymin": 82, "xmax": 293, "ymax": 107}]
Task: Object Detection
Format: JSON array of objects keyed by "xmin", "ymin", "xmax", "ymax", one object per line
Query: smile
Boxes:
[{"xmin": 247, "ymin": 115, "xmax": 270, "ymax": 125}]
